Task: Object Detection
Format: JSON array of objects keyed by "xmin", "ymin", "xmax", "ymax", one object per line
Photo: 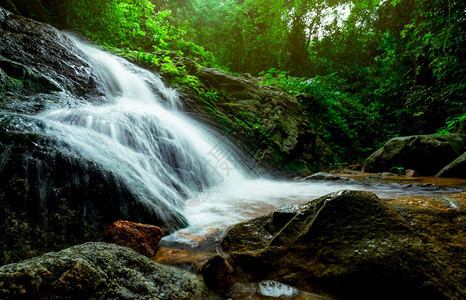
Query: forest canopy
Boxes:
[{"xmin": 8, "ymin": 0, "xmax": 464, "ymax": 162}]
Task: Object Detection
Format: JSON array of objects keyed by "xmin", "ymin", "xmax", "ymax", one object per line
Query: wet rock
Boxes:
[
  {"xmin": 364, "ymin": 134, "xmax": 465, "ymax": 176},
  {"xmin": 405, "ymin": 169, "xmax": 419, "ymax": 177},
  {"xmin": 387, "ymin": 192, "xmax": 466, "ymax": 294},
  {"xmin": 105, "ymin": 220, "xmax": 163, "ymax": 257},
  {"xmin": 0, "ymin": 9, "xmax": 188, "ymax": 265},
  {"xmin": 303, "ymin": 172, "xmax": 352, "ymax": 181},
  {"xmin": 211, "ymin": 190, "xmax": 463, "ymax": 299},
  {"xmin": 200, "ymin": 254, "xmax": 236, "ymax": 290},
  {"xmin": 0, "ymin": 242, "xmax": 207, "ymax": 299},
  {"xmin": 0, "ymin": 128, "xmax": 187, "ymax": 265},
  {"xmin": 153, "ymin": 247, "xmax": 214, "ymax": 272},
  {"xmin": 436, "ymin": 153, "xmax": 466, "ymax": 178},
  {"xmin": 0, "ymin": 6, "xmax": 103, "ymax": 114}
]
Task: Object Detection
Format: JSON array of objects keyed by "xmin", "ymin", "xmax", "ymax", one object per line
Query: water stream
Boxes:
[{"xmin": 28, "ymin": 36, "xmax": 463, "ymax": 243}]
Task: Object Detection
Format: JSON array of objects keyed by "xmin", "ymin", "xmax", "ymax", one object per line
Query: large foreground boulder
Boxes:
[
  {"xmin": 363, "ymin": 134, "xmax": 465, "ymax": 176},
  {"xmin": 207, "ymin": 190, "xmax": 463, "ymax": 299},
  {"xmin": 0, "ymin": 242, "xmax": 207, "ymax": 299}
]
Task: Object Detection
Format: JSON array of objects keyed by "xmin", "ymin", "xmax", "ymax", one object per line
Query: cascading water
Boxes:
[
  {"xmin": 35, "ymin": 36, "xmax": 245, "ymax": 229},
  {"xmin": 26, "ymin": 36, "xmax": 461, "ymax": 240}
]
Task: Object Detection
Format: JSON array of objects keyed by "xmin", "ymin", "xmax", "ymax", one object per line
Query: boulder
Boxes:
[
  {"xmin": 405, "ymin": 169, "xmax": 419, "ymax": 177},
  {"xmin": 209, "ymin": 190, "xmax": 463, "ymax": 299},
  {"xmin": 188, "ymin": 67, "xmax": 319, "ymax": 172},
  {"xmin": 302, "ymin": 172, "xmax": 353, "ymax": 181},
  {"xmin": 385, "ymin": 192, "xmax": 466, "ymax": 295},
  {"xmin": 364, "ymin": 134, "xmax": 465, "ymax": 176},
  {"xmin": 436, "ymin": 153, "xmax": 466, "ymax": 178},
  {"xmin": 0, "ymin": 6, "xmax": 103, "ymax": 114},
  {"xmin": 105, "ymin": 220, "xmax": 164, "ymax": 257},
  {"xmin": 0, "ymin": 8, "xmax": 187, "ymax": 265},
  {"xmin": 0, "ymin": 129, "xmax": 187, "ymax": 265},
  {"xmin": 0, "ymin": 242, "xmax": 207, "ymax": 299}
]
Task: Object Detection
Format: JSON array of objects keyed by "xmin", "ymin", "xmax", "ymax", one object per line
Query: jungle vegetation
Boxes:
[{"xmin": 7, "ymin": 0, "xmax": 465, "ymax": 162}]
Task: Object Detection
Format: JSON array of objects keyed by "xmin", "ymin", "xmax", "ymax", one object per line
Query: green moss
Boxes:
[{"xmin": 0, "ymin": 75, "xmax": 23, "ymax": 93}]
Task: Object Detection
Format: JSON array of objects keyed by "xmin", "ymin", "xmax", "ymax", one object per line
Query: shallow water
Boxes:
[{"xmin": 164, "ymin": 177, "xmax": 463, "ymax": 245}]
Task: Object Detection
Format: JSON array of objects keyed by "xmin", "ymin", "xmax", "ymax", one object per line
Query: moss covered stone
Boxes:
[
  {"xmin": 364, "ymin": 134, "xmax": 466, "ymax": 176},
  {"xmin": 210, "ymin": 190, "xmax": 464, "ymax": 299},
  {"xmin": 0, "ymin": 242, "xmax": 207, "ymax": 299}
]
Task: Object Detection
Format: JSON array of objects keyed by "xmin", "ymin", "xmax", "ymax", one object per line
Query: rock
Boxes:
[
  {"xmin": 0, "ymin": 9, "xmax": 187, "ymax": 265},
  {"xmin": 303, "ymin": 172, "xmax": 352, "ymax": 181},
  {"xmin": 200, "ymin": 254, "xmax": 236, "ymax": 290},
  {"xmin": 436, "ymin": 153, "xmax": 466, "ymax": 178},
  {"xmin": 348, "ymin": 163, "xmax": 362, "ymax": 171},
  {"xmin": 386, "ymin": 192, "xmax": 466, "ymax": 294},
  {"xmin": 210, "ymin": 190, "xmax": 463, "ymax": 299},
  {"xmin": 337, "ymin": 168, "xmax": 361, "ymax": 175},
  {"xmin": 0, "ymin": 6, "xmax": 103, "ymax": 114},
  {"xmin": 192, "ymin": 67, "xmax": 319, "ymax": 172},
  {"xmin": 405, "ymin": 169, "xmax": 419, "ymax": 177},
  {"xmin": 105, "ymin": 220, "xmax": 163, "ymax": 257},
  {"xmin": 364, "ymin": 134, "xmax": 465, "ymax": 176},
  {"xmin": 381, "ymin": 171, "xmax": 397, "ymax": 177},
  {"xmin": 0, "ymin": 123, "xmax": 186, "ymax": 265},
  {"xmin": 0, "ymin": 242, "xmax": 207, "ymax": 299},
  {"xmin": 153, "ymin": 247, "xmax": 214, "ymax": 272}
]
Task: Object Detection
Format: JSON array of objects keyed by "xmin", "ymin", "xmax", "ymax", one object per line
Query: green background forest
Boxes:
[{"xmin": 3, "ymin": 0, "xmax": 465, "ymax": 164}]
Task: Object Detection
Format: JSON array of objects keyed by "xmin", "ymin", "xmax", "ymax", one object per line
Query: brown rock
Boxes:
[
  {"xmin": 405, "ymin": 169, "xmax": 419, "ymax": 177},
  {"xmin": 105, "ymin": 220, "xmax": 163, "ymax": 257},
  {"xmin": 200, "ymin": 254, "xmax": 236, "ymax": 290}
]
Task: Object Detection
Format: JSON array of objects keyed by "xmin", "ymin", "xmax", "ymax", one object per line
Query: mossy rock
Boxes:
[
  {"xmin": 210, "ymin": 190, "xmax": 464, "ymax": 299},
  {"xmin": 436, "ymin": 153, "xmax": 466, "ymax": 178},
  {"xmin": 364, "ymin": 134, "xmax": 466, "ymax": 176},
  {"xmin": 0, "ymin": 242, "xmax": 207, "ymax": 299}
]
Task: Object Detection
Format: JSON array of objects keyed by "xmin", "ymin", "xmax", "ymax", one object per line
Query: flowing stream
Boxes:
[{"xmin": 30, "ymin": 36, "xmax": 462, "ymax": 243}]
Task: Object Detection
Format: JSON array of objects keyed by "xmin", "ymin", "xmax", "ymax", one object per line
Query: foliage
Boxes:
[
  {"xmin": 390, "ymin": 166, "xmax": 405, "ymax": 175},
  {"xmin": 64, "ymin": 0, "xmax": 216, "ymax": 66},
  {"xmin": 437, "ymin": 114, "xmax": 466, "ymax": 136},
  {"xmin": 111, "ymin": 48, "xmax": 218, "ymax": 102},
  {"xmin": 259, "ymin": 70, "xmax": 380, "ymax": 161},
  {"xmin": 55, "ymin": 0, "xmax": 465, "ymax": 165}
]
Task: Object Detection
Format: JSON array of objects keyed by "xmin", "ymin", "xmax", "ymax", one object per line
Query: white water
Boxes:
[
  {"xmin": 31, "ymin": 36, "xmax": 459, "ymax": 238},
  {"xmin": 37, "ymin": 36, "xmax": 245, "ymax": 228}
]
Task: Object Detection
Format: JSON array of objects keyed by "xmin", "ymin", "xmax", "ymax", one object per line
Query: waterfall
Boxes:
[
  {"xmin": 25, "ymin": 36, "xmax": 459, "ymax": 239},
  {"xmin": 35, "ymin": 36, "xmax": 245, "ymax": 229}
]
